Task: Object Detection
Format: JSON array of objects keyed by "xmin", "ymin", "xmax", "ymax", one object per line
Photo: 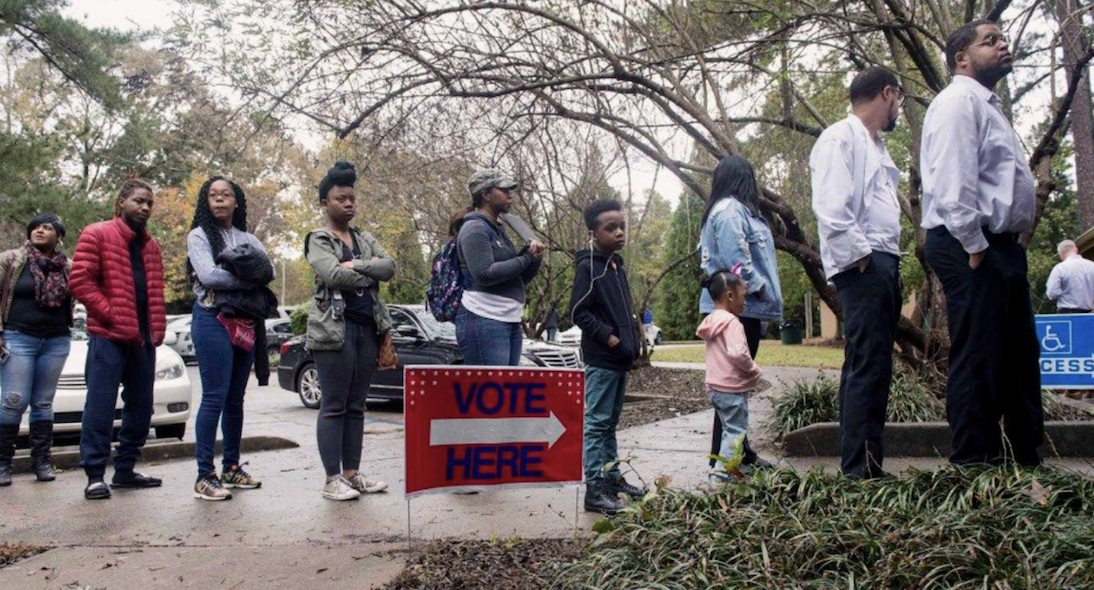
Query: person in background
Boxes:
[
  {"xmin": 698, "ymin": 269, "xmax": 763, "ymax": 484},
  {"xmin": 305, "ymin": 161, "xmax": 394, "ymax": 501},
  {"xmin": 187, "ymin": 175, "xmax": 271, "ymax": 501},
  {"xmin": 70, "ymin": 179, "xmax": 167, "ymax": 500},
  {"xmin": 810, "ymin": 66, "xmax": 904, "ymax": 479},
  {"xmin": 455, "ymin": 169, "xmax": 544, "ymax": 365},
  {"xmin": 921, "ymin": 20, "xmax": 1043, "ymax": 466},
  {"xmin": 0, "ymin": 214, "xmax": 74, "ymax": 487},
  {"xmin": 571, "ymin": 198, "xmax": 647, "ymax": 514},
  {"xmin": 544, "ymin": 302, "xmax": 560, "ymax": 342},
  {"xmin": 1046, "ymin": 239, "xmax": 1094, "ymax": 313},
  {"xmin": 699, "ymin": 155, "xmax": 782, "ymax": 471}
]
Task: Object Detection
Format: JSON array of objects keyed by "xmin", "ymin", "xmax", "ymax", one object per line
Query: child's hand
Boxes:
[{"xmin": 607, "ymin": 335, "xmax": 621, "ymax": 348}]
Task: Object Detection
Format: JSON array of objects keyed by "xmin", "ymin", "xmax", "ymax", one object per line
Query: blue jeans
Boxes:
[
  {"xmin": 79, "ymin": 336, "xmax": 155, "ymax": 478},
  {"xmin": 192, "ymin": 305, "xmax": 255, "ymax": 477},
  {"xmin": 710, "ymin": 390, "xmax": 749, "ymax": 472},
  {"xmin": 584, "ymin": 366, "xmax": 627, "ymax": 481},
  {"xmin": 0, "ymin": 331, "xmax": 71, "ymax": 425},
  {"xmin": 455, "ymin": 307, "xmax": 523, "ymax": 366}
]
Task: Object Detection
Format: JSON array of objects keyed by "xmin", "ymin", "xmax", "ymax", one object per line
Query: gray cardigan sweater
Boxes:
[{"xmin": 456, "ymin": 212, "xmax": 541, "ymax": 305}]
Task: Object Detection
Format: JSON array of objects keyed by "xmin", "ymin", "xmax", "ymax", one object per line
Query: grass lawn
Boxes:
[{"xmin": 653, "ymin": 340, "xmax": 844, "ymax": 369}]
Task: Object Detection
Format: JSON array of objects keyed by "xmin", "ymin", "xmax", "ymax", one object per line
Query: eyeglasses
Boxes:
[
  {"xmin": 888, "ymin": 86, "xmax": 906, "ymax": 107},
  {"xmin": 971, "ymin": 33, "xmax": 1009, "ymax": 48}
]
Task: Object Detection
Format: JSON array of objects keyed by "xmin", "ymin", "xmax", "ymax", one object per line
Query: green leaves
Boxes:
[{"xmin": 558, "ymin": 465, "xmax": 1094, "ymax": 589}]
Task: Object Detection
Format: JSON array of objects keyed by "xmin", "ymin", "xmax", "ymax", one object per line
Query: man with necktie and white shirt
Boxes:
[
  {"xmin": 811, "ymin": 66, "xmax": 904, "ymax": 479},
  {"xmin": 921, "ymin": 19, "xmax": 1043, "ymax": 467},
  {"xmin": 1046, "ymin": 239, "xmax": 1094, "ymax": 313}
]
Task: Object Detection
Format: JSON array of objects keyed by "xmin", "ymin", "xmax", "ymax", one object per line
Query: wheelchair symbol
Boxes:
[{"xmin": 1042, "ymin": 326, "xmax": 1067, "ymax": 352}]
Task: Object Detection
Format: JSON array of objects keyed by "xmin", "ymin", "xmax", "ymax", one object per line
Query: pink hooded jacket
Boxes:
[{"xmin": 697, "ymin": 309, "xmax": 760, "ymax": 393}]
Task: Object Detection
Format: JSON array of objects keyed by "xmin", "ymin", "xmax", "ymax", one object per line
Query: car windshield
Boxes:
[{"xmin": 412, "ymin": 309, "xmax": 457, "ymax": 340}]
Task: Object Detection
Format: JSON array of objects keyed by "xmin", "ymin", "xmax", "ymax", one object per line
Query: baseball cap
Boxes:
[{"xmin": 467, "ymin": 168, "xmax": 519, "ymax": 197}]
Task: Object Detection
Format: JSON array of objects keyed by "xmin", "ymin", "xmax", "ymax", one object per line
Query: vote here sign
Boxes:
[{"xmin": 404, "ymin": 366, "xmax": 585, "ymax": 496}]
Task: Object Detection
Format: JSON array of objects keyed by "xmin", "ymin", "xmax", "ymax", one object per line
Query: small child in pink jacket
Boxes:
[{"xmin": 696, "ymin": 269, "xmax": 767, "ymax": 481}]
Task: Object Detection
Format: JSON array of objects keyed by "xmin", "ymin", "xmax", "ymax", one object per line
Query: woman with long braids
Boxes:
[
  {"xmin": 187, "ymin": 176, "xmax": 270, "ymax": 500},
  {"xmin": 698, "ymin": 155, "xmax": 782, "ymax": 471},
  {"xmin": 0, "ymin": 214, "xmax": 73, "ymax": 487},
  {"xmin": 305, "ymin": 161, "xmax": 393, "ymax": 501}
]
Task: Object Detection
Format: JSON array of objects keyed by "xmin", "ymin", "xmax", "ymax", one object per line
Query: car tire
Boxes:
[
  {"xmin": 297, "ymin": 363, "xmax": 322, "ymax": 409},
  {"xmin": 654, "ymin": 332, "xmax": 664, "ymax": 345},
  {"xmin": 155, "ymin": 423, "xmax": 186, "ymax": 440}
]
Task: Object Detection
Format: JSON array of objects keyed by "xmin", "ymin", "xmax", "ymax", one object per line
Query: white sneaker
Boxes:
[
  {"xmin": 347, "ymin": 473, "xmax": 388, "ymax": 494},
  {"xmin": 322, "ymin": 475, "xmax": 361, "ymax": 501}
]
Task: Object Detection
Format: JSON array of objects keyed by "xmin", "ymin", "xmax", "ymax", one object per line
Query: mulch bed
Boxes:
[
  {"xmin": 384, "ymin": 538, "xmax": 584, "ymax": 590},
  {"xmin": 618, "ymin": 366, "xmax": 770, "ymax": 430},
  {"xmin": 0, "ymin": 542, "xmax": 48, "ymax": 568}
]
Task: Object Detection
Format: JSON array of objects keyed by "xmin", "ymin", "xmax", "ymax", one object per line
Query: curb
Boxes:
[
  {"xmin": 782, "ymin": 421, "xmax": 1094, "ymax": 458},
  {"xmin": 11, "ymin": 436, "xmax": 300, "ymax": 474}
]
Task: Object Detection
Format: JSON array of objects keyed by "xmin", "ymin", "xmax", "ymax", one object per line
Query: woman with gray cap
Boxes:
[
  {"xmin": 456, "ymin": 168, "xmax": 545, "ymax": 365},
  {"xmin": 0, "ymin": 213, "xmax": 74, "ymax": 486}
]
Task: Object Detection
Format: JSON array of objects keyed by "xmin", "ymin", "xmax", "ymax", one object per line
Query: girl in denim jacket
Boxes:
[{"xmin": 699, "ymin": 155, "xmax": 783, "ymax": 470}]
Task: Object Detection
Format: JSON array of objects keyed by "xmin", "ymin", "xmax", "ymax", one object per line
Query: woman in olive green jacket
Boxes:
[{"xmin": 305, "ymin": 161, "xmax": 395, "ymax": 501}]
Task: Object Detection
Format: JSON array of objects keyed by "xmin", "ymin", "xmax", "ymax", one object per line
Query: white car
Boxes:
[
  {"xmin": 165, "ymin": 315, "xmax": 195, "ymax": 362},
  {"xmin": 13, "ymin": 329, "xmax": 193, "ymax": 440},
  {"xmin": 558, "ymin": 323, "xmax": 663, "ymax": 348}
]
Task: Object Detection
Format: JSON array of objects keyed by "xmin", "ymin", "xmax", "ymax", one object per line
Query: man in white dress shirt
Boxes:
[
  {"xmin": 811, "ymin": 66, "xmax": 904, "ymax": 479},
  {"xmin": 1046, "ymin": 240, "xmax": 1094, "ymax": 313},
  {"xmin": 922, "ymin": 20, "xmax": 1043, "ymax": 466}
]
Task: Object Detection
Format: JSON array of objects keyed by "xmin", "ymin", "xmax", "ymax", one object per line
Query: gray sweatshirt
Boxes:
[
  {"xmin": 456, "ymin": 212, "xmax": 541, "ymax": 306},
  {"xmin": 187, "ymin": 227, "xmax": 268, "ymax": 307}
]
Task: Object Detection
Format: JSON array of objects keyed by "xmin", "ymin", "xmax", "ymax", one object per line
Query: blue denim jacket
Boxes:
[{"xmin": 699, "ymin": 198, "xmax": 784, "ymax": 321}]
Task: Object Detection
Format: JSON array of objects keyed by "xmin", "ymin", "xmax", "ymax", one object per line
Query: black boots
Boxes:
[
  {"xmin": 29, "ymin": 421, "xmax": 55, "ymax": 482},
  {"xmin": 0, "ymin": 423, "xmax": 18, "ymax": 486},
  {"xmin": 584, "ymin": 480, "xmax": 625, "ymax": 514}
]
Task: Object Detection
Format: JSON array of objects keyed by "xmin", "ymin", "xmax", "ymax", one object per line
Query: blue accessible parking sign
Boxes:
[{"xmin": 1037, "ymin": 314, "xmax": 1094, "ymax": 389}]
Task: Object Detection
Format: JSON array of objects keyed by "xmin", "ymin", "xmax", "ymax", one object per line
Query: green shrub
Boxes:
[
  {"xmin": 887, "ymin": 370, "xmax": 945, "ymax": 423},
  {"xmin": 770, "ymin": 375, "xmax": 838, "ymax": 440},
  {"xmin": 561, "ymin": 465, "xmax": 1094, "ymax": 589},
  {"xmin": 770, "ymin": 367, "xmax": 946, "ymax": 439},
  {"xmin": 290, "ymin": 304, "xmax": 308, "ymax": 336}
]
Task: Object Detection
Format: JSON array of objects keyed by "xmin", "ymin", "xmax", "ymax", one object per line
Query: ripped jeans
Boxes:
[{"xmin": 0, "ymin": 331, "xmax": 71, "ymax": 426}]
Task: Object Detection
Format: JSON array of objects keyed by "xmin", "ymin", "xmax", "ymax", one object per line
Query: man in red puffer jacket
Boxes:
[{"xmin": 69, "ymin": 179, "xmax": 168, "ymax": 500}]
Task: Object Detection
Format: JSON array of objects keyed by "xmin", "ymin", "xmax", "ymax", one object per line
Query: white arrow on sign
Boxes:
[{"xmin": 430, "ymin": 412, "xmax": 566, "ymax": 449}]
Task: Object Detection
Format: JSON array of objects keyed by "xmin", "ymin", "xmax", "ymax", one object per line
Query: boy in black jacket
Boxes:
[{"xmin": 570, "ymin": 199, "xmax": 647, "ymax": 514}]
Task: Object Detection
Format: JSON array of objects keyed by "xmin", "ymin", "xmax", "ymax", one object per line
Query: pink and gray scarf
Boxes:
[{"xmin": 25, "ymin": 244, "xmax": 68, "ymax": 308}]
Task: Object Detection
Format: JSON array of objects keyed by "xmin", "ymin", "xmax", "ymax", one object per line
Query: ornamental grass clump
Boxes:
[
  {"xmin": 770, "ymin": 375, "xmax": 838, "ymax": 439},
  {"xmin": 771, "ymin": 368, "xmax": 947, "ymax": 439},
  {"xmin": 558, "ymin": 465, "xmax": 1094, "ymax": 589}
]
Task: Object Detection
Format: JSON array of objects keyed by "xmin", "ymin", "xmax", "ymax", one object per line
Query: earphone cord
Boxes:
[{"xmin": 570, "ymin": 240, "xmax": 612, "ymax": 325}]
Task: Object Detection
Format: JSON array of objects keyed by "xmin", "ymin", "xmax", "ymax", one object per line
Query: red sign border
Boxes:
[{"xmin": 403, "ymin": 364, "xmax": 586, "ymax": 498}]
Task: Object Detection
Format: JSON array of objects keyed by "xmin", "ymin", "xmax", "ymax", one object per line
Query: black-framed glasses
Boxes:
[
  {"xmin": 888, "ymin": 86, "xmax": 906, "ymax": 107},
  {"xmin": 972, "ymin": 33, "xmax": 1009, "ymax": 48}
]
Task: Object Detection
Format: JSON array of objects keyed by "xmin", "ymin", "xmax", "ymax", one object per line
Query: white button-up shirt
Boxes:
[
  {"xmin": 810, "ymin": 115, "xmax": 902, "ymax": 279},
  {"xmin": 1046, "ymin": 254, "xmax": 1094, "ymax": 310},
  {"xmin": 920, "ymin": 75, "xmax": 1036, "ymax": 253}
]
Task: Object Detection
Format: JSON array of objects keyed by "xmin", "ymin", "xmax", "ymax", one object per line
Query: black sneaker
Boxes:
[
  {"xmin": 112, "ymin": 470, "xmax": 163, "ymax": 488},
  {"xmin": 610, "ymin": 477, "xmax": 647, "ymax": 500},
  {"xmin": 742, "ymin": 455, "xmax": 775, "ymax": 469},
  {"xmin": 584, "ymin": 481, "xmax": 625, "ymax": 514}
]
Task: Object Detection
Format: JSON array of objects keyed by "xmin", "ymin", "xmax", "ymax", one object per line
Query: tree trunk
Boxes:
[{"xmin": 1054, "ymin": 0, "xmax": 1094, "ymax": 230}]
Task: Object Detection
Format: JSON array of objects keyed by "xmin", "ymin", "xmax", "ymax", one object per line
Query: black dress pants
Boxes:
[
  {"xmin": 832, "ymin": 252, "xmax": 901, "ymax": 478},
  {"xmin": 924, "ymin": 227, "xmax": 1043, "ymax": 466}
]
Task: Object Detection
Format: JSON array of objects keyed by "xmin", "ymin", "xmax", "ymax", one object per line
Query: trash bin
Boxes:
[{"xmin": 780, "ymin": 320, "xmax": 803, "ymax": 345}]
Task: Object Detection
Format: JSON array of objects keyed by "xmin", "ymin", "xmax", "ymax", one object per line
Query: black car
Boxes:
[{"xmin": 277, "ymin": 304, "xmax": 583, "ymax": 409}]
